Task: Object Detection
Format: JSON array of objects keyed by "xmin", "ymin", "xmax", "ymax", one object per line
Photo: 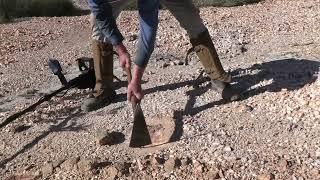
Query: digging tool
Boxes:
[{"xmin": 126, "ymin": 68, "xmax": 152, "ymax": 148}]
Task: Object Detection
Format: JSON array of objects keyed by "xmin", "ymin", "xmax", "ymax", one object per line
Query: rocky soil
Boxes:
[{"xmin": 0, "ymin": 0, "xmax": 320, "ymax": 179}]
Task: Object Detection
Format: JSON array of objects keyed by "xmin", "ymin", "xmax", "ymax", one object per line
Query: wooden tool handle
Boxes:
[
  {"xmin": 125, "ymin": 67, "xmax": 139, "ymax": 107},
  {"xmin": 125, "ymin": 68, "xmax": 132, "ymax": 84}
]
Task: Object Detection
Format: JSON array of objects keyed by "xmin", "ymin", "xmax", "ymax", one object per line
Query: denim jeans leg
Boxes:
[
  {"xmin": 90, "ymin": 0, "xmax": 133, "ymax": 43},
  {"xmin": 160, "ymin": 0, "xmax": 207, "ymax": 38}
]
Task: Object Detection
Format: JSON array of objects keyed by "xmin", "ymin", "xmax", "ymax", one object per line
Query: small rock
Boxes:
[
  {"xmin": 180, "ymin": 157, "xmax": 192, "ymax": 166},
  {"xmin": 60, "ymin": 157, "xmax": 80, "ymax": 171},
  {"xmin": 23, "ymin": 164, "xmax": 35, "ymax": 171},
  {"xmin": 162, "ymin": 62, "xmax": 170, "ymax": 68},
  {"xmin": 43, "ymin": 30, "xmax": 51, "ymax": 36},
  {"xmin": 151, "ymin": 156, "xmax": 165, "ymax": 166},
  {"xmin": 164, "ymin": 157, "xmax": 180, "ymax": 172},
  {"xmin": 218, "ymin": 169, "xmax": 225, "ymax": 179},
  {"xmin": 206, "ymin": 168, "xmax": 219, "ymax": 179},
  {"xmin": 257, "ymin": 173, "xmax": 275, "ymax": 180},
  {"xmin": 52, "ymin": 159, "xmax": 65, "ymax": 168},
  {"xmin": 128, "ymin": 34, "xmax": 138, "ymax": 42},
  {"xmin": 310, "ymin": 168, "xmax": 320, "ymax": 177},
  {"xmin": 104, "ymin": 166, "xmax": 119, "ymax": 179},
  {"xmin": 223, "ymin": 146, "xmax": 233, "ymax": 152},
  {"xmin": 77, "ymin": 159, "xmax": 94, "ymax": 172},
  {"xmin": 147, "ymin": 71, "xmax": 155, "ymax": 75},
  {"xmin": 240, "ymin": 45, "xmax": 248, "ymax": 53},
  {"xmin": 113, "ymin": 161, "xmax": 131, "ymax": 175},
  {"xmin": 278, "ymin": 159, "xmax": 288, "ymax": 172},
  {"xmin": 13, "ymin": 125, "xmax": 32, "ymax": 133},
  {"xmin": 14, "ymin": 30, "xmax": 20, "ymax": 36},
  {"xmin": 176, "ymin": 60, "xmax": 184, "ymax": 65},
  {"xmin": 34, "ymin": 170, "xmax": 41, "ymax": 177},
  {"xmin": 136, "ymin": 159, "xmax": 144, "ymax": 171},
  {"xmin": 239, "ymin": 104, "xmax": 254, "ymax": 112},
  {"xmin": 194, "ymin": 163, "xmax": 204, "ymax": 174},
  {"xmin": 164, "ymin": 158, "xmax": 175, "ymax": 172},
  {"xmin": 95, "ymin": 129, "xmax": 112, "ymax": 146},
  {"xmin": 315, "ymin": 149, "xmax": 320, "ymax": 158},
  {"xmin": 26, "ymin": 88, "xmax": 38, "ymax": 95},
  {"xmin": 41, "ymin": 162, "xmax": 54, "ymax": 177}
]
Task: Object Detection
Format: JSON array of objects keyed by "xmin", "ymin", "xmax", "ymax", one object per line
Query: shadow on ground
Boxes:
[
  {"xmin": 232, "ymin": 58, "xmax": 319, "ymax": 97},
  {"xmin": 0, "ymin": 105, "xmax": 88, "ymax": 168},
  {"xmin": 150, "ymin": 58, "xmax": 320, "ymax": 143}
]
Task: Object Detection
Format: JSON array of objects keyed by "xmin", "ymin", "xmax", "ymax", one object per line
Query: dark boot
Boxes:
[
  {"xmin": 190, "ymin": 30, "xmax": 240, "ymax": 101},
  {"xmin": 81, "ymin": 40, "xmax": 116, "ymax": 112}
]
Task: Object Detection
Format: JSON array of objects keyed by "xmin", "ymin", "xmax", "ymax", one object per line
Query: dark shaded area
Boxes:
[
  {"xmin": 93, "ymin": 161, "xmax": 112, "ymax": 169},
  {"xmin": 13, "ymin": 125, "xmax": 32, "ymax": 133},
  {"xmin": 232, "ymin": 58, "xmax": 319, "ymax": 98},
  {"xmin": 107, "ymin": 131, "xmax": 126, "ymax": 146},
  {"xmin": 125, "ymin": 0, "xmax": 263, "ymax": 10},
  {"xmin": 193, "ymin": 0, "xmax": 264, "ymax": 7},
  {"xmin": 0, "ymin": 107, "xmax": 87, "ymax": 168},
  {"xmin": 168, "ymin": 110, "xmax": 184, "ymax": 143}
]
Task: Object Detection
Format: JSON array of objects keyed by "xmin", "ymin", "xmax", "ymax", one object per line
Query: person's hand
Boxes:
[
  {"xmin": 127, "ymin": 79, "xmax": 144, "ymax": 103},
  {"xmin": 127, "ymin": 65, "xmax": 145, "ymax": 103},
  {"xmin": 114, "ymin": 43, "xmax": 130, "ymax": 71}
]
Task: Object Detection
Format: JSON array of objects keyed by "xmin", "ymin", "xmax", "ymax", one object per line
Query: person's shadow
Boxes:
[
  {"xmin": 232, "ymin": 58, "xmax": 319, "ymax": 98},
  {"xmin": 168, "ymin": 58, "xmax": 319, "ymax": 142}
]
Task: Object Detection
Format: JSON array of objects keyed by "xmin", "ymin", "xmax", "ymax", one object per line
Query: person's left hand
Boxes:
[{"xmin": 115, "ymin": 43, "xmax": 131, "ymax": 72}]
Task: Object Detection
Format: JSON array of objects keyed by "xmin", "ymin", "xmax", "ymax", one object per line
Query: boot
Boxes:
[
  {"xmin": 190, "ymin": 30, "xmax": 240, "ymax": 101},
  {"xmin": 81, "ymin": 40, "xmax": 116, "ymax": 112}
]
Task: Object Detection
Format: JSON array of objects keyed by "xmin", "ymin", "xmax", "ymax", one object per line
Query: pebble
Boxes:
[
  {"xmin": 223, "ymin": 146, "xmax": 233, "ymax": 152},
  {"xmin": 77, "ymin": 159, "xmax": 94, "ymax": 172},
  {"xmin": 162, "ymin": 62, "xmax": 170, "ymax": 68},
  {"xmin": 315, "ymin": 149, "xmax": 320, "ymax": 158},
  {"xmin": 104, "ymin": 166, "xmax": 119, "ymax": 179},
  {"xmin": 41, "ymin": 162, "xmax": 54, "ymax": 178},
  {"xmin": 257, "ymin": 173, "xmax": 275, "ymax": 180},
  {"xmin": 164, "ymin": 158, "xmax": 177, "ymax": 172},
  {"xmin": 95, "ymin": 130, "xmax": 113, "ymax": 146},
  {"xmin": 128, "ymin": 34, "xmax": 138, "ymax": 42},
  {"xmin": 278, "ymin": 159, "xmax": 288, "ymax": 172},
  {"xmin": 60, "ymin": 157, "xmax": 80, "ymax": 171}
]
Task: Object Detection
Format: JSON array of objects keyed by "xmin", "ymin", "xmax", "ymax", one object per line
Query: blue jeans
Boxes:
[{"xmin": 90, "ymin": 0, "xmax": 207, "ymax": 43}]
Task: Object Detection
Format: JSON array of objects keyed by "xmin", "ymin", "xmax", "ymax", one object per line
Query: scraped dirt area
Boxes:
[{"xmin": 0, "ymin": 0, "xmax": 320, "ymax": 179}]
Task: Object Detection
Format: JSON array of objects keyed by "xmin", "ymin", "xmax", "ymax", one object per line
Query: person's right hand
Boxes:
[
  {"xmin": 127, "ymin": 79, "xmax": 144, "ymax": 103},
  {"xmin": 115, "ymin": 43, "xmax": 131, "ymax": 72}
]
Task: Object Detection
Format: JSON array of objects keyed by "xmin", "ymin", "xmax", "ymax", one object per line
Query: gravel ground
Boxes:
[{"xmin": 0, "ymin": 0, "xmax": 320, "ymax": 179}]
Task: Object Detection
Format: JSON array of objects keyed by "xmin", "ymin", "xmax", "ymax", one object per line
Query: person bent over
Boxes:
[{"xmin": 82, "ymin": 0, "xmax": 240, "ymax": 112}]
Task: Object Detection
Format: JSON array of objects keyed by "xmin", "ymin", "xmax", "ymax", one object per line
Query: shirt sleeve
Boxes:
[
  {"xmin": 88, "ymin": 0, "xmax": 124, "ymax": 45},
  {"xmin": 134, "ymin": 0, "xmax": 159, "ymax": 67}
]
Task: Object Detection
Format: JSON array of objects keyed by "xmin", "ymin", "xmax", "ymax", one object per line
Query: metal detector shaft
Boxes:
[{"xmin": 0, "ymin": 85, "xmax": 68, "ymax": 129}]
